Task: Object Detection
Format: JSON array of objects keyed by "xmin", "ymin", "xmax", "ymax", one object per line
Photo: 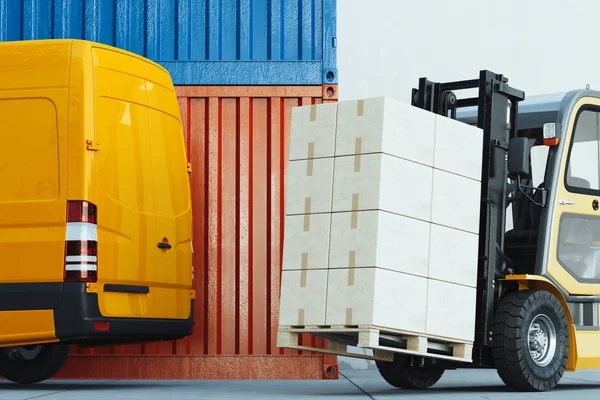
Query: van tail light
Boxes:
[{"xmin": 64, "ymin": 201, "xmax": 98, "ymax": 283}]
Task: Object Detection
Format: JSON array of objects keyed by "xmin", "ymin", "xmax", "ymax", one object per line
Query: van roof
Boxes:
[
  {"xmin": 0, "ymin": 38, "xmax": 175, "ymax": 98},
  {"xmin": 0, "ymin": 39, "xmax": 169, "ymax": 74}
]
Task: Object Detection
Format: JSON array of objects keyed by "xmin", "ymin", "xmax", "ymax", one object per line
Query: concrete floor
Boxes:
[{"xmin": 2, "ymin": 369, "xmax": 600, "ymax": 399}]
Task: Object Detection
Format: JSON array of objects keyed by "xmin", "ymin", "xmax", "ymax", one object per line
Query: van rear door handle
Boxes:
[
  {"xmin": 559, "ymin": 199, "xmax": 576, "ymax": 205},
  {"xmin": 158, "ymin": 242, "xmax": 172, "ymax": 249}
]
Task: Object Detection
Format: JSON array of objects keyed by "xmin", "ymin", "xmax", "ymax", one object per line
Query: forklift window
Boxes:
[
  {"xmin": 556, "ymin": 109, "xmax": 600, "ymax": 283},
  {"xmin": 557, "ymin": 213, "xmax": 600, "ymax": 283},
  {"xmin": 566, "ymin": 109, "xmax": 600, "ymax": 192},
  {"xmin": 505, "ymin": 141, "xmax": 549, "ymax": 232}
]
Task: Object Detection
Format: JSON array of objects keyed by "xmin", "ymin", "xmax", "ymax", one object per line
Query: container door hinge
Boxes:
[
  {"xmin": 186, "ymin": 162, "xmax": 192, "ymax": 173},
  {"xmin": 86, "ymin": 140, "xmax": 100, "ymax": 151}
]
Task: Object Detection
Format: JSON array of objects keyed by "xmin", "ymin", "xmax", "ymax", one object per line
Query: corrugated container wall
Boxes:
[
  {"xmin": 1, "ymin": 0, "xmax": 338, "ymax": 380},
  {"xmin": 0, "ymin": 0, "xmax": 338, "ymax": 86}
]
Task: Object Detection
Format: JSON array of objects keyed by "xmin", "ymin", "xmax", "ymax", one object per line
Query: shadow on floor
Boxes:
[
  {"xmin": 363, "ymin": 382, "xmax": 600, "ymax": 396},
  {"xmin": 0, "ymin": 382, "xmax": 164, "ymax": 391}
]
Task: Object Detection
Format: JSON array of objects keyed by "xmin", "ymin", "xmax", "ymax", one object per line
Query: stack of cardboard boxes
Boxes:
[{"xmin": 279, "ymin": 97, "xmax": 482, "ymax": 344}]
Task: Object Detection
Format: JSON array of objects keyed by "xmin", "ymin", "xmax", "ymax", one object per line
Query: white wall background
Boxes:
[
  {"xmin": 337, "ymin": 0, "xmax": 600, "ymax": 102},
  {"xmin": 334, "ymin": 0, "xmax": 600, "ymax": 371}
]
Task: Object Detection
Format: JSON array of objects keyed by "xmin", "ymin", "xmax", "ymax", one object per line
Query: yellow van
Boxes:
[{"xmin": 0, "ymin": 39, "xmax": 194, "ymax": 384}]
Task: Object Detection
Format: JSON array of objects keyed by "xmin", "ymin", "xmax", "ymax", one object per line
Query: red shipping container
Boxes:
[{"xmin": 56, "ymin": 85, "xmax": 339, "ymax": 380}]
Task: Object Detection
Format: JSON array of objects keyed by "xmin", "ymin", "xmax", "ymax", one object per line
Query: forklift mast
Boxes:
[{"xmin": 411, "ymin": 70, "xmax": 525, "ymax": 366}]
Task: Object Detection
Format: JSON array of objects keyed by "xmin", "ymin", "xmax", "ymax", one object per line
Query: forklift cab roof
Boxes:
[
  {"xmin": 457, "ymin": 93, "xmax": 566, "ymax": 131},
  {"xmin": 457, "ymin": 89, "xmax": 600, "ymax": 135}
]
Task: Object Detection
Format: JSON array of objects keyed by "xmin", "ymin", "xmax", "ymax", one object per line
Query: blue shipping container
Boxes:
[{"xmin": 0, "ymin": 0, "xmax": 337, "ymax": 85}]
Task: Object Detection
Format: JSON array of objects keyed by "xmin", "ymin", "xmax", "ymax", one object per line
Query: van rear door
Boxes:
[
  {"xmin": 92, "ymin": 48, "xmax": 157, "ymax": 318},
  {"xmin": 92, "ymin": 47, "xmax": 191, "ymax": 320},
  {"xmin": 146, "ymin": 82, "xmax": 193, "ymax": 320}
]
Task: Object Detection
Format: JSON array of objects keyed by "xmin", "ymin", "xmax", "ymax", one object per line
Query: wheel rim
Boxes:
[
  {"xmin": 527, "ymin": 314, "xmax": 557, "ymax": 367},
  {"xmin": 4, "ymin": 345, "xmax": 42, "ymax": 361}
]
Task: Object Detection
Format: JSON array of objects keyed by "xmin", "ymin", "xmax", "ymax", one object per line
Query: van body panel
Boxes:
[
  {"xmin": 146, "ymin": 79, "xmax": 184, "ymax": 120},
  {"xmin": 100, "ymin": 287, "xmax": 191, "ymax": 320},
  {"xmin": 0, "ymin": 41, "xmax": 70, "ymax": 91},
  {"xmin": 67, "ymin": 41, "xmax": 97, "ymax": 202},
  {"xmin": 0, "ymin": 39, "xmax": 193, "ymax": 347},
  {"xmin": 0, "ymin": 310, "xmax": 58, "ymax": 346},
  {"xmin": 0, "ymin": 89, "xmax": 68, "ymax": 287}
]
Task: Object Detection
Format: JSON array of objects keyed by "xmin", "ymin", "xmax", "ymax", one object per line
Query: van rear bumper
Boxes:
[{"xmin": 54, "ymin": 283, "xmax": 194, "ymax": 346}]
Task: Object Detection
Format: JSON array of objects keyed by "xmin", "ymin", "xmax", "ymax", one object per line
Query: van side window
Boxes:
[
  {"xmin": 0, "ymin": 98, "xmax": 59, "ymax": 203},
  {"xmin": 566, "ymin": 110, "xmax": 600, "ymax": 192}
]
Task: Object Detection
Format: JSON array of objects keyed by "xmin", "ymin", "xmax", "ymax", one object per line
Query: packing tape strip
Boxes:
[
  {"xmin": 300, "ymin": 253, "xmax": 308, "ymax": 287},
  {"xmin": 310, "ymin": 105, "xmax": 317, "ymax": 121},
  {"xmin": 346, "ymin": 308, "xmax": 353, "ymax": 325},
  {"xmin": 303, "ymin": 197, "xmax": 311, "ymax": 231},
  {"xmin": 347, "ymin": 251, "xmax": 356, "ymax": 286},
  {"xmin": 298, "ymin": 308, "xmax": 305, "ymax": 325},
  {"xmin": 356, "ymin": 99, "xmax": 364, "ymax": 117},
  {"xmin": 354, "ymin": 137, "xmax": 362, "ymax": 172},
  {"xmin": 351, "ymin": 194, "xmax": 359, "ymax": 229},
  {"xmin": 307, "ymin": 142, "xmax": 315, "ymax": 175}
]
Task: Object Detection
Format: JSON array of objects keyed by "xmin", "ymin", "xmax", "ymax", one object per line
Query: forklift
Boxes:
[{"xmin": 374, "ymin": 71, "xmax": 600, "ymax": 392}]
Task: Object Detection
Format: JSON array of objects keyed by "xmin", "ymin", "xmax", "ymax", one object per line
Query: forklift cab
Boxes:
[
  {"xmin": 442, "ymin": 83, "xmax": 600, "ymax": 391},
  {"xmin": 458, "ymin": 90, "xmax": 600, "ymax": 290},
  {"xmin": 504, "ymin": 91, "xmax": 600, "ymax": 295}
]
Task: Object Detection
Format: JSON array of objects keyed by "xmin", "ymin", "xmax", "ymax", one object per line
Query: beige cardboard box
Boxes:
[
  {"xmin": 428, "ymin": 223, "xmax": 479, "ymax": 288},
  {"xmin": 279, "ymin": 269, "xmax": 328, "ymax": 326},
  {"xmin": 289, "ymin": 103, "xmax": 338, "ymax": 161},
  {"xmin": 326, "ymin": 267, "xmax": 427, "ymax": 333},
  {"xmin": 434, "ymin": 115, "xmax": 484, "ymax": 181},
  {"xmin": 332, "ymin": 153, "xmax": 433, "ymax": 221},
  {"xmin": 335, "ymin": 97, "xmax": 436, "ymax": 166},
  {"xmin": 431, "ymin": 169, "xmax": 481, "ymax": 234},
  {"xmin": 426, "ymin": 279, "xmax": 477, "ymax": 342},
  {"xmin": 282, "ymin": 213, "xmax": 331, "ymax": 270},
  {"xmin": 286, "ymin": 157, "xmax": 334, "ymax": 215},
  {"xmin": 329, "ymin": 210, "xmax": 430, "ymax": 277}
]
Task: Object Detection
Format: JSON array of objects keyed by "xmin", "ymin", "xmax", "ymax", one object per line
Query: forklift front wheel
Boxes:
[
  {"xmin": 376, "ymin": 355, "xmax": 445, "ymax": 389},
  {"xmin": 492, "ymin": 290, "xmax": 569, "ymax": 392}
]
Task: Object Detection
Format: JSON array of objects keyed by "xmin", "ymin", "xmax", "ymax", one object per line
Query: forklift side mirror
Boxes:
[{"xmin": 508, "ymin": 137, "xmax": 530, "ymax": 178}]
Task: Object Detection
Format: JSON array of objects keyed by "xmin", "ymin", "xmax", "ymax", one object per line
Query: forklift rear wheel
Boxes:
[
  {"xmin": 376, "ymin": 355, "xmax": 445, "ymax": 389},
  {"xmin": 492, "ymin": 290, "xmax": 569, "ymax": 392},
  {"xmin": 0, "ymin": 344, "xmax": 70, "ymax": 384}
]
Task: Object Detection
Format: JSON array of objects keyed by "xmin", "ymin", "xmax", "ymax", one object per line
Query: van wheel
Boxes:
[
  {"xmin": 492, "ymin": 290, "xmax": 569, "ymax": 392},
  {"xmin": 376, "ymin": 355, "xmax": 444, "ymax": 389},
  {"xmin": 0, "ymin": 344, "xmax": 70, "ymax": 384}
]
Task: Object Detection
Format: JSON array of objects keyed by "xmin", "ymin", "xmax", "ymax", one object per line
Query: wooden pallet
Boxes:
[{"xmin": 277, "ymin": 325, "xmax": 473, "ymax": 363}]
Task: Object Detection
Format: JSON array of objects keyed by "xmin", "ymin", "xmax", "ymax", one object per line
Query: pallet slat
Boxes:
[{"xmin": 278, "ymin": 325, "xmax": 473, "ymax": 363}]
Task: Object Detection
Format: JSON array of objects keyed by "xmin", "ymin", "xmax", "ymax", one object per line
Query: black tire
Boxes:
[
  {"xmin": 0, "ymin": 344, "xmax": 70, "ymax": 384},
  {"xmin": 492, "ymin": 290, "xmax": 569, "ymax": 392},
  {"xmin": 376, "ymin": 355, "xmax": 445, "ymax": 389}
]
